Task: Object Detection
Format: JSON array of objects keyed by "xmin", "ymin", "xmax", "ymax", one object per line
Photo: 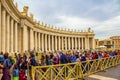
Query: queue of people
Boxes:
[
  {"xmin": 0, "ymin": 50, "xmax": 120, "ymax": 80},
  {"xmin": 40, "ymin": 50, "xmax": 120, "ymax": 66}
]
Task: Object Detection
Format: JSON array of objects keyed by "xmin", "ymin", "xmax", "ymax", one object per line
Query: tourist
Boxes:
[
  {"xmin": 3, "ymin": 52, "xmax": 12, "ymax": 80},
  {"xmin": 70, "ymin": 52, "xmax": 76, "ymax": 63},
  {"xmin": 19, "ymin": 57, "xmax": 27, "ymax": 80},
  {"xmin": 98, "ymin": 51, "xmax": 104, "ymax": 58},
  {"xmin": 30, "ymin": 54, "xmax": 38, "ymax": 66},
  {"xmin": 0, "ymin": 52, "xmax": 4, "ymax": 80},
  {"xmin": 104, "ymin": 52, "xmax": 110, "ymax": 59},
  {"xmin": 60, "ymin": 51, "xmax": 68, "ymax": 64}
]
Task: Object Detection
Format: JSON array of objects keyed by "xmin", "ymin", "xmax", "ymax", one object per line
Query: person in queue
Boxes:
[{"xmin": 3, "ymin": 52, "xmax": 12, "ymax": 80}]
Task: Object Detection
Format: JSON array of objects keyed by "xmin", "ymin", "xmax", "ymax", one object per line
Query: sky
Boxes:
[{"xmin": 14, "ymin": 0, "xmax": 120, "ymax": 40}]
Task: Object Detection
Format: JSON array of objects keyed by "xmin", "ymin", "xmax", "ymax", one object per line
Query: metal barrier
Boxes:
[{"xmin": 31, "ymin": 56, "xmax": 120, "ymax": 80}]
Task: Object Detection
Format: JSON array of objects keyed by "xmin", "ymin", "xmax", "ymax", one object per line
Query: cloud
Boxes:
[
  {"xmin": 14, "ymin": 0, "xmax": 120, "ymax": 40},
  {"xmin": 94, "ymin": 15, "xmax": 120, "ymax": 40}
]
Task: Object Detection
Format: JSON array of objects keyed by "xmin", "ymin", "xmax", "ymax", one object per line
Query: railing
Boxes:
[{"xmin": 31, "ymin": 56, "xmax": 120, "ymax": 80}]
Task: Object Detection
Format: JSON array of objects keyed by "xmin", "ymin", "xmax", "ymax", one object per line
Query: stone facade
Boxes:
[
  {"xmin": 110, "ymin": 36, "xmax": 120, "ymax": 49},
  {"xmin": 0, "ymin": 0, "xmax": 95, "ymax": 53}
]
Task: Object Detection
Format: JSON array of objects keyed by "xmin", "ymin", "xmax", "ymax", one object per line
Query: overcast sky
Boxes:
[{"xmin": 14, "ymin": 0, "xmax": 120, "ymax": 40}]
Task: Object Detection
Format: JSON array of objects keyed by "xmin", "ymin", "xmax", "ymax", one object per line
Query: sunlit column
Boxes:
[
  {"xmin": 10, "ymin": 19, "xmax": 14, "ymax": 53},
  {"xmin": 52, "ymin": 35, "xmax": 54, "ymax": 50},
  {"xmin": 30, "ymin": 28, "xmax": 34, "ymax": 50},
  {"xmin": 15, "ymin": 22, "xmax": 18, "ymax": 52},
  {"xmin": 58, "ymin": 36, "xmax": 60, "ymax": 50},
  {"xmin": 75, "ymin": 37, "xmax": 77, "ymax": 50},
  {"xmin": 82, "ymin": 37, "xmax": 83, "ymax": 50},
  {"xmin": 38, "ymin": 33, "xmax": 40, "ymax": 50},
  {"xmin": 0, "ymin": 2, "xmax": 1, "ymax": 51},
  {"xmin": 23, "ymin": 25, "xmax": 28, "ymax": 52},
  {"xmin": 45, "ymin": 34, "xmax": 47, "ymax": 51},
  {"xmin": 68, "ymin": 37, "xmax": 70, "ymax": 50},
  {"xmin": 41, "ymin": 33, "xmax": 44, "ymax": 51},
  {"xmin": 34, "ymin": 32, "xmax": 37, "ymax": 50},
  {"xmin": 78, "ymin": 37, "xmax": 80, "ymax": 50},
  {"xmin": 88, "ymin": 37, "xmax": 89, "ymax": 50},
  {"xmin": 85, "ymin": 37, "xmax": 87, "ymax": 49},
  {"xmin": 64, "ymin": 37, "xmax": 67, "ymax": 50},
  {"xmin": 48, "ymin": 35, "xmax": 50, "ymax": 51},
  {"xmin": 39, "ymin": 33, "xmax": 41, "ymax": 49},
  {"xmin": 54, "ymin": 36, "xmax": 57, "ymax": 50},
  {"xmin": 6, "ymin": 15, "xmax": 10, "ymax": 52},
  {"xmin": 72, "ymin": 37, "xmax": 74, "ymax": 50},
  {"xmin": 62, "ymin": 36, "xmax": 64, "ymax": 50},
  {"xmin": 92, "ymin": 37, "xmax": 95, "ymax": 49},
  {"xmin": 1, "ymin": 9, "xmax": 6, "ymax": 52}
]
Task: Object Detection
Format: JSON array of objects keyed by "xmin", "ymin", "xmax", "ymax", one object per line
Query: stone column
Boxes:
[
  {"xmin": 68, "ymin": 37, "xmax": 70, "ymax": 50},
  {"xmin": 15, "ymin": 22, "xmax": 18, "ymax": 52},
  {"xmin": 1, "ymin": 9, "xmax": 6, "ymax": 52},
  {"xmin": 23, "ymin": 25, "xmax": 28, "ymax": 52},
  {"xmin": 54, "ymin": 36, "xmax": 57, "ymax": 50},
  {"xmin": 72, "ymin": 37, "xmax": 74, "ymax": 50},
  {"xmin": 85, "ymin": 37, "xmax": 87, "ymax": 49},
  {"xmin": 30, "ymin": 28, "xmax": 34, "ymax": 50},
  {"xmin": 48, "ymin": 35, "xmax": 50, "ymax": 51},
  {"xmin": 45, "ymin": 34, "xmax": 47, "ymax": 51},
  {"xmin": 10, "ymin": 19, "xmax": 14, "ymax": 53},
  {"xmin": 92, "ymin": 37, "xmax": 95, "ymax": 49},
  {"xmin": 52, "ymin": 35, "xmax": 54, "ymax": 51},
  {"xmin": 58, "ymin": 36, "xmax": 60, "ymax": 50},
  {"xmin": 6, "ymin": 15, "xmax": 10, "ymax": 52},
  {"xmin": 41, "ymin": 33, "xmax": 44, "ymax": 51},
  {"xmin": 78, "ymin": 37, "xmax": 80, "ymax": 50},
  {"xmin": 18, "ymin": 25, "xmax": 22, "ymax": 52},
  {"xmin": 65, "ymin": 37, "xmax": 67, "ymax": 50},
  {"xmin": 75, "ymin": 37, "xmax": 77, "ymax": 50},
  {"xmin": 88, "ymin": 37, "xmax": 89, "ymax": 50},
  {"xmin": 0, "ymin": 2, "xmax": 1, "ymax": 51},
  {"xmin": 62, "ymin": 36, "xmax": 64, "ymax": 50},
  {"xmin": 38, "ymin": 33, "xmax": 40, "ymax": 50},
  {"xmin": 34, "ymin": 32, "xmax": 37, "ymax": 50},
  {"xmin": 82, "ymin": 37, "xmax": 84, "ymax": 50}
]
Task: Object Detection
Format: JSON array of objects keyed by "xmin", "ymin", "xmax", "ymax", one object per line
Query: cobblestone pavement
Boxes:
[{"xmin": 86, "ymin": 65, "xmax": 120, "ymax": 80}]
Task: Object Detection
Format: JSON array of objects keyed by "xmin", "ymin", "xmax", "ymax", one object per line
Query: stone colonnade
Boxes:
[
  {"xmin": 0, "ymin": 0, "xmax": 95, "ymax": 53},
  {"xmin": 32, "ymin": 33, "xmax": 95, "ymax": 51}
]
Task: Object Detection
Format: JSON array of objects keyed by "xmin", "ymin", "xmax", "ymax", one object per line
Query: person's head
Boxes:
[
  {"xmin": 20, "ymin": 57, "xmax": 24, "ymax": 62},
  {"xmin": 4, "ymin": 52, "xmax": 9, "ymax": 59},
  {"xmin": 79, "ymin": 53, "xmax": 82, "ymax": 57},
  {"xmin": 18, "ymin": 54, "xmax": 21, "ymax": 57},
  {"xmin": 15, "ymin": 53, "xmax": 17, "ymax": 56}
]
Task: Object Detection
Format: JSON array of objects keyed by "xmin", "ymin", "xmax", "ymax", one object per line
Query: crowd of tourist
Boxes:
[{"xmin": 0, "ymin": 50, "xmax": 120, "ymax": 80}]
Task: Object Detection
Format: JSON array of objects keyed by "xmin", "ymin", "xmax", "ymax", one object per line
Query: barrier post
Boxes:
[{"xmin": 31, "ymin": 66, "xmax": 35, "ymax": 80}]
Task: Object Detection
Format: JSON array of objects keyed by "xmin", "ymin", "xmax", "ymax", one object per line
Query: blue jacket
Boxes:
[
  {"xmin": 98, "ymin": 55, "xmax": 104, "ymax": 58},
  {"xmin": 109, "ymin": 53, "xmax": 115, "ymax": 57},
  {"xmin": 70, "ymin": 56, "xmax": 76, "ymax": 62},
  {"xmin": 60, "ymin": 53, "xmax": 68, "ymax": 64}
]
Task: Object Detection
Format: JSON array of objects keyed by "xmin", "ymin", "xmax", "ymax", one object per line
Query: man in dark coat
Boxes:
[{"xmin": 60, "ymin": 51, "xmax": 68, "ymax": 64}]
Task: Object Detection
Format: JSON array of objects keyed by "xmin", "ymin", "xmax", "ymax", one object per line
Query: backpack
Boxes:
[{"xmin": 0, "ymin": 55, "xmax": 4, "ymax": 62}]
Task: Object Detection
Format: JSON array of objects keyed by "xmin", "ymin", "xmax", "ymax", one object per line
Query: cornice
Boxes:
[
  {"xmin": 2, "ymin": 0, "xmax": 21, "ymax": 22},
  {"xmin": 2, "ymin": 0, "xmax": 94, "ymax": 36}
]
